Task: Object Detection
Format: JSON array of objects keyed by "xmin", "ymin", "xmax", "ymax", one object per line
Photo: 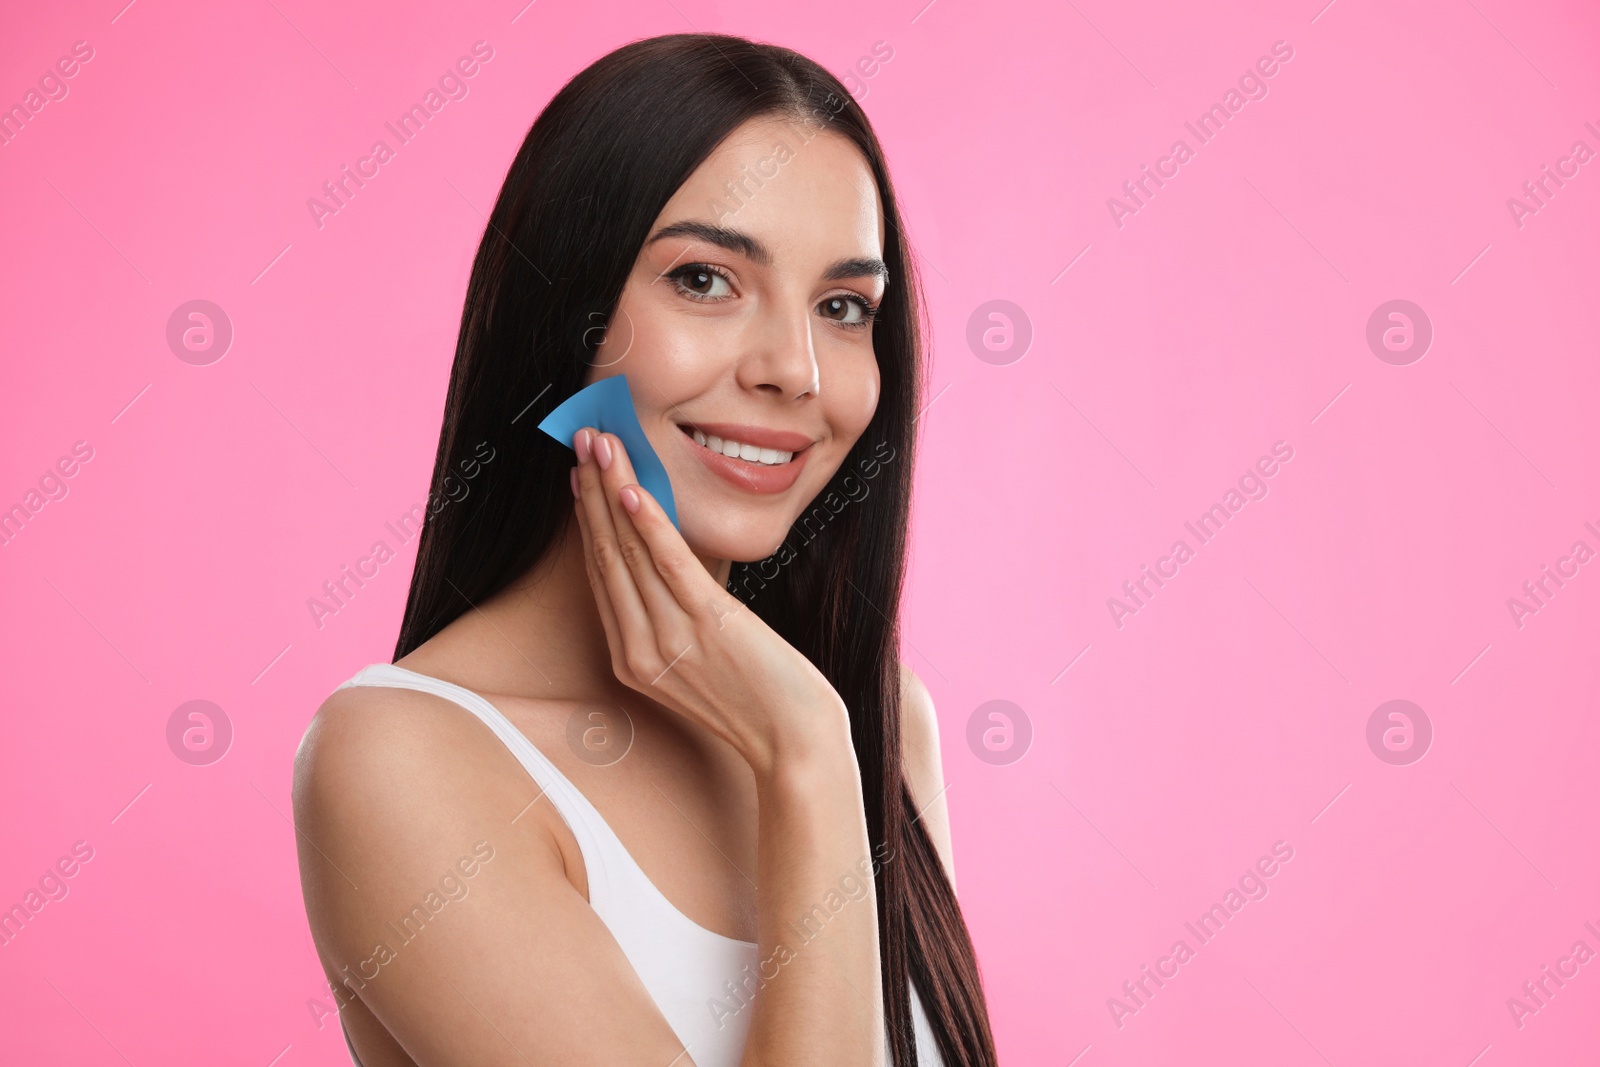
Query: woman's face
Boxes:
[{"xmin": 586, "ymin": 115, "xmax": 887, "ymax": 563}]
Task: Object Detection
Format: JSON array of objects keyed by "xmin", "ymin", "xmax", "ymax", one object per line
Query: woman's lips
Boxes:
[{"xmin": 677, "ymin": 424, "xmax": 811, "ymax": 494}]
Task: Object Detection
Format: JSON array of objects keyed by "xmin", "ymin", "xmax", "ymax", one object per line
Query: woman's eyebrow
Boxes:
[
  {"xmin": 646, "ymin": 220, "xmax": 889, "ymax": 283},
  {"xmin": 823, "ymin": 257, "xmax": 890, "ymax": 284}
]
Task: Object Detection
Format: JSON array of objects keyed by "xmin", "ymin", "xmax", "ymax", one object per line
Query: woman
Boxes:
[{"xmin": 293, "ymin": 32, "xmax": 996, "ymax": 1066}]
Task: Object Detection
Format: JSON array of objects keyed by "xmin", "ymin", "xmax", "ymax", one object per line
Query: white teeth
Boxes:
[{"xmin": 685, "ymin": 428, "xmax": 794, "ymax": 465}]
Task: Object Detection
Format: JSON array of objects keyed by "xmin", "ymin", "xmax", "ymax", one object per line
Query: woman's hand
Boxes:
[{"xmin": 569, "ymin": 426, "xmax": 851, "ymax": 778}]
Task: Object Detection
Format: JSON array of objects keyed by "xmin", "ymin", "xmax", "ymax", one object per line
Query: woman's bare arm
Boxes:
[
  {"xmin": 737, "ymin": 722, "xmax": 881, "ymax": 1064},
  {"xmin": 294, "ymin": 684, "xmax": 694, "ymax": 1067},
  {"xmin": 571, "ymin": 429, "xmax": 885, "ymax": 1065}
]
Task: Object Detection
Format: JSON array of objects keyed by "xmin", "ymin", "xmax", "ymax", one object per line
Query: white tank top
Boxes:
[{"xmin": 337, "ymin": 663, "xmax": 946, "ymax": 1066}]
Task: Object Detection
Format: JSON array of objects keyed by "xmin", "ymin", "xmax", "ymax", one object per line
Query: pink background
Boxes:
[{"xmin": 3, "ymin": 0, "xmax": 1598, "ymax": 1063}]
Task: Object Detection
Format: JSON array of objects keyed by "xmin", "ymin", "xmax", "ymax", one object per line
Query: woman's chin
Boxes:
[{"xmin": 680, "ymin": 520, "xmax": 789, "ymax": 569}]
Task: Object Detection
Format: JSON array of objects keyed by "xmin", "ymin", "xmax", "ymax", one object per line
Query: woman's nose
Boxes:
[{"xmin": 737, "ymin": 301, "xmax": 819, "ymax": 399}]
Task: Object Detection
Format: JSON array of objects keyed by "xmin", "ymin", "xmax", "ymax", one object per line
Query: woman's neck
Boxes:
[{"xmin": 421, "ymin": 513, "xmax": 731, "ymax": 705}]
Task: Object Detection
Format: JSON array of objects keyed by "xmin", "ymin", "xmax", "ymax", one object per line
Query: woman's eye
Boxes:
[
  {"xmin": 670, "ymin": 265, "xmax": 733, "ymax": 301},
  {"xmin": 669, "ymin": 265, "xmax": 877, "ymax": 330},
  {"xmin": 819, "ymin": 294, "xmax": 878, "ymax": 329}
]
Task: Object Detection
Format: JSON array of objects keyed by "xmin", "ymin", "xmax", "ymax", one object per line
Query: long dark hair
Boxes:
[{"xmin": 392, "ymin": 33, "xmax": 996, "ymax": 1066}]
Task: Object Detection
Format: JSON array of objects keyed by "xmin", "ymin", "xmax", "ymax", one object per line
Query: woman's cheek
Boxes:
[
  {"xmin": 840, "ymin": 363, "xmax": 880, "ymax": 440},
  {"xmin": 643, "ymin": 313, "xmax": 725, "ymax": 383}
]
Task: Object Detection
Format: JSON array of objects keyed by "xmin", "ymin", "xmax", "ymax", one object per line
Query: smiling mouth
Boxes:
[{"xmin": 677, "ymin": 425, "xmax": 801, "ymax": 466}]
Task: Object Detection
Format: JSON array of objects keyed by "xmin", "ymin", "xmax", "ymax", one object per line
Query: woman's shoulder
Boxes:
[
  {"xmin": 291, "ymin": 665, "xmax": 530, "ymax": 837},
  {"xmin": 298, "ymin": 670, "xmax": 458, "ymax": 775},
  {"xmin": 292, "ymin": 668, "xmax": 697, "ymax": 1065},
  {"xmin": 897, "ymin": 662, "xmax": 957, "ymax": 887}
]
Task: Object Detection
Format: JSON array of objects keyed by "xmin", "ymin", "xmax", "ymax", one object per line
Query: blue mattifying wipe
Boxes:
[{"xmin": 537, "ymin": 374, "xmax": 680, "ymax": 530}]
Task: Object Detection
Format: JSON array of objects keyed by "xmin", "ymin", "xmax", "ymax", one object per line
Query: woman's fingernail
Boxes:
[
  {"xmin": 594, "ymin": 434, "xmax": 613, "ymax": 470},
  {"xmin": 570, "ymin": 467, "xmax": 580, "ymax": 498},
  {"xmin": 575, "ymin": 429, "xmax": 592, "ymax": 464},
  {"xmin": 620, "ymin": 485, "xmax": 640, "ymax": 514}
]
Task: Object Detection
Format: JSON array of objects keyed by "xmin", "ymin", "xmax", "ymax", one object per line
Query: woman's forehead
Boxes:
[{"xmin": 653, "ymin": 120, "xmax": 886, "ymax": 269}]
